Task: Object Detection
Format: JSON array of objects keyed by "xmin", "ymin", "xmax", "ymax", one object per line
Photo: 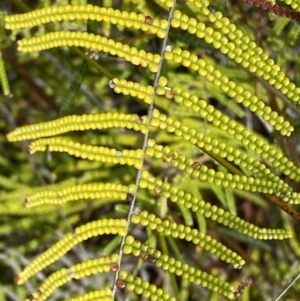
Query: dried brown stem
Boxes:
[{"xmin": 242, "ymin": 0, "xmax": 300, "ymax": 22}]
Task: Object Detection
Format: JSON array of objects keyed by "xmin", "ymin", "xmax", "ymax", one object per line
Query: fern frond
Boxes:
[
  {"xmin": 272, "ymin": 16, "xmax": 291, "ymax": 36},
  {"xmin": 7, "ymin": 112, "xmax": 149, "ymax": 141},
  {"xmin": 61, "ymin": 287, "xmax": 113, "ymax": 301},
  {"xmin": 112, "ymin": 78, "xmax": 296, "ymax": 181},
  {"xmin": 130, "ymin": 211, "xmax": 245, "ymax": 268},
  {"xmin": 16, "ymin": 219, "xmax": 127, "ymax": 284},
  {"xmin": 4, "ymin": 0, "xmax": 300, "ymax": 299},
  {"xmin": 284, "ymin": 191, "xmax": 300, "ymax": 204},
  {"xmin": 0, "ymin": 51, "xmax": 10, "ymax": 96},
  {"xmin": 5, "ymin": 5, "xmax": 168, "ymax": 38},
  {"xmin": 0, "ymin": 11, "xmax": 10, "ymax": 96},
  {"xmin": 164, "ymin": 47, "xmax": 293, "ymax": 135},
  {"xmin": 287, "ymin": 22, "xmax": 300, "ymax": 45},
  {"xmin": 28, "ymin": 255, "xmax": 118, "ymax": 301},
  {"xmin": 0, "ymin": 177, "xmax": 78, "ymax": 202},
  {"xmin": 110, "ymin": 79, "xmax": 299, "ymax": 186},
  {"xmin": 28, "ymin": 137, "xmax": 144, "ymax": 168},
  {"xmin": 123, "ymin": 235, "xmax": 235, "ymax": 299},
  {"xmin": 117, "ymin": 270, "xmax": 178, "ymax": 301},
  {"xmin": 150, "ymin": 106, "xmax": 296, "ymax": 182},
  {"xmin": 186, "ymin": 0, "xmax": 300, "ymax": 107},
  {"xmin": 16, "ymin": 31, "xmax": 161, "ymax": 72},
  {"xmin": 0, "ymin": 198, "xmax": 55, "ymax": 215},
  {"xmin": 23, "ymin": 182, "xmax": 136, "ymax": 207},
  {"xmin": 140, "ymin": 170, "xmax": 292, "ymax": 240},
  {"xmin": 146, "ymin": 138, "xmax": 290, "ymax": 194}
]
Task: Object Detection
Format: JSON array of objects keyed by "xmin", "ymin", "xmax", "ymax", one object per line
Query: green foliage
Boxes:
[{"xmin": 2, "ymin": 0, "xmax": 300, "ymax": 301}]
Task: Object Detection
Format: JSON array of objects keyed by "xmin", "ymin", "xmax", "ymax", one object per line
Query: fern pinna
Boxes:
[{"xmin": 2, "ymin": 0, "xmax": 300, "ymax": 300}]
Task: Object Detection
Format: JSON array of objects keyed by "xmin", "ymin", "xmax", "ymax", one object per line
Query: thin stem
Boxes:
[
  {"xmin": 71, "ymin": 47, "xmax": 115, "ymax": 79},
  {"xmin": 275, "ymin": 273, "xmax": 300, "ymax": 301},
  {"xmin": 111, "ymin": 2, "xmax": 178, "ymax": 297}
]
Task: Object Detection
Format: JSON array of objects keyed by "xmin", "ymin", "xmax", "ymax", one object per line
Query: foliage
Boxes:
[{"xmin": 1, "ymin": 0, "xmax": 300, "ymax": 300}]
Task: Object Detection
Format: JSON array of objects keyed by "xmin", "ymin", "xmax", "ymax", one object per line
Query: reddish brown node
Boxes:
[
  {"xmin": 208, "ymin": 5, "xmax": 215, "ymax": 13},
  {"xmin": 23, "ymin": 198, "xmax": 29, "ymax": 207},
  {"xmin": 147, "ymin": 255, "xmax": 156, "ymax": 264},
  {"xmin": 14, "ymin": 274, "xmax": 21, "ymax": 284},
  {"xmin": 154, "ymin": 186, "xmax": 162, "ymax": 195},
  {"xmin": 126, "ymin": 193, "xmax": 134, "ymax": 202},
  {"xmin": 163, "ymin": 155, "xmax": 171, "ymax": 163},
  {"xmin": 170, "ymin": 151, "xmax": 178, "ymax": 159},
  {"xmin": 145, "ymin": 16, "xmax": 153, "ymax": 25},
  {"xmin": 165, "ymin": 89, "xmax": 175, "ymax": 99},
  {"xmin": 191, "ymin": 161, "xmax": 201, "ymax": 169},
  {"xmin": 139, "ymin": 252, "xmax": 149, "ymax": 261},
  {"xmin": 116, "ymin": 279, "xmax": 127, "ymax": 290},
  {"xmin": 110, "ymin": 262, "xmax": 119, "ymax": 272},
  {"xmin": 36, "ymin": 290, "xmax": 43, "ymax": 296}
]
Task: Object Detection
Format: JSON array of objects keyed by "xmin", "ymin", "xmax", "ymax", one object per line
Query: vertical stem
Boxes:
[{"xmin": 111, "ymin": 1, "xmax": 178, "ymax": 297}]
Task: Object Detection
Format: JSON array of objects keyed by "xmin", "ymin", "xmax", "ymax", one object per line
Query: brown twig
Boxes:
[{"xmin": 242, "ymin": 0, "xmax": 300, "ymax": 22}]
